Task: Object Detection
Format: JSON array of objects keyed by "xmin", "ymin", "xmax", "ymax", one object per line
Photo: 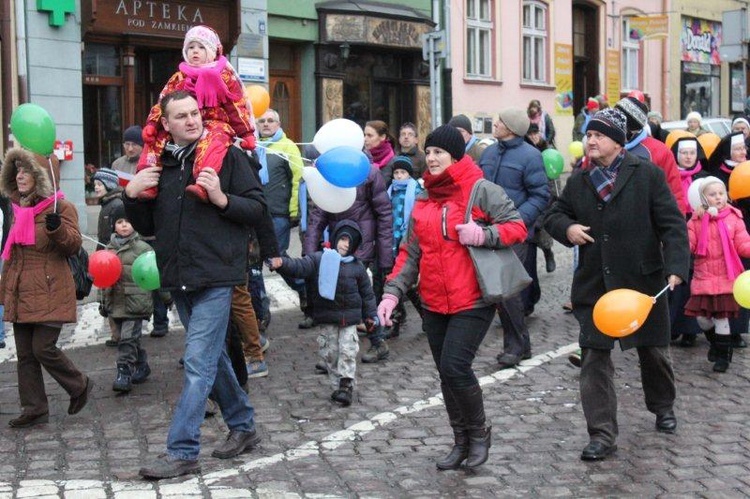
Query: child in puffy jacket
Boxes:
[
  {"xmin": 686, "ymin": 176, "xmax": 750, "ymax": 372},
  {"xmin": 137, "ymin": 25, "xmax": 255, "ymax": 202},
  {"xmin": 267, "ymin": 220, "xmax": 377, "ymax": 407},
  {"xmin": 99, "ymin": 207, "xmax": 154, "ymax": 392}
]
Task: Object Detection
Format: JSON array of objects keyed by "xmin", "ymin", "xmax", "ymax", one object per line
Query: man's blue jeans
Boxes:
[{"xmin": 167, "ymin": 287, "xmax": 255, "ymax": 461}]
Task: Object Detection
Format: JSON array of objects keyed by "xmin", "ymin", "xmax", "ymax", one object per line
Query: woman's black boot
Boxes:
[
  {"xmin": 436, "ymin": 384, "xmax": 468, "ymax": 470},
  {"xmin": 453, "ymin": 385, "xmax": 491, "ymax": 469}
]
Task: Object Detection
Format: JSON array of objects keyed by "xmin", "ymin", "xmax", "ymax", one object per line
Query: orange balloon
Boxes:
[
  {"xmin": 665, "ymin": 130, "xmax": 694, "ymax": 151},
  {"xmin": 243, "ymin": 85, "xmax": 270, "ymax": 118},
  {"xmin": 729, "ymin": 161, "xmax": 750, "ymax": 200},
  {"xmin": 697, "ymin": 132, "xmax": 721, "ymax": 159},
  {"xmin": 592, "ymin": 289, "xmax": 654, "ymax": 338}
]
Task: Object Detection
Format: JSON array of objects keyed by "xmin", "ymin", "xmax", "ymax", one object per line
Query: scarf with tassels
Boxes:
[
  {"xmin": 695, "ymin": 207, "xmax": 745, "ymax": 280},
  {"xmin": 179, "ymin": 56, "xmax": 239, "ymax": 109},
  {"xmin": 2, "ymin": 191, "xmax": 64, "ymax": 260},
  {"xmin": 369, "ymin": 141, "xmax": 395, "ymax": 170}
]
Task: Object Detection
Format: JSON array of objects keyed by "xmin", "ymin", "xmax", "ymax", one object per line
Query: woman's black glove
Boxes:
[{"xmin": 45, "ymin": 213, "xmax": 61, "ymax": 231}]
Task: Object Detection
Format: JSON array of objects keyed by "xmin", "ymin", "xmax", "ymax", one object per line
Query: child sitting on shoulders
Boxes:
[
  {"xmin": 686, "ymin": 176, "xmax": 750, "ymax": 372},
  {"xmin": 99, "ymin": 206, "xmax": 154, "ymax": 392},
  {"xmin": 267, "ymin": 220, "xmax": 377, "ymax": 406},
  {"xmin": 137, "ymin": 24, "xmax": 255, "ymax": 202}
]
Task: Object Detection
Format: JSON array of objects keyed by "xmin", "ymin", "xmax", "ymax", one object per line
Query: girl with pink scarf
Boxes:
[
  {"xmin": 364, "ymin": 120, "xmax": 396, "ymax": 185},
  {"xmin": 137, "ymin": 25, "xmax": 256, "ymax": 202},
  {"xmin": 686, "ymin": 177, "xmax": 750, "ymax": 372}
]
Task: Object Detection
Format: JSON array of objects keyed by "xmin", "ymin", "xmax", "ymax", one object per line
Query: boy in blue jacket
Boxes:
[{"xmin": 268, "ymin": 220, "xmax": 377, "ymax": 406}]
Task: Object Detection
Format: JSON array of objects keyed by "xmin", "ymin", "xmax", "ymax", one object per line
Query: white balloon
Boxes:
[
  {"xmin": 313, "ymin": 119, "xmax": 365, "ymax": 155},
  {"xmin": 687, "ymin": 178, "xmax": 704, "ymax": 210},
  {"xmin": 302, "ymin": 166, "xmax": 356, "ymax": 214}
]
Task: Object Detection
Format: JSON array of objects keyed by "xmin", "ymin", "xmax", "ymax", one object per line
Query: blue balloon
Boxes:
[{"xmin": 315, "ymin": 146, "xmax": 371, "ymax": 188}]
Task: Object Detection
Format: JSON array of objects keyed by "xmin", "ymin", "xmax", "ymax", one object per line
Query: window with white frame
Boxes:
[
  {"xmin": 466, "ymin": 0, "xmax": 492, "ymax": 78},
  {"xmin": 622, "ymin": 18, "xmax": 640, "ymax": 91},
  {"xmin": 522, "ymin": 1, "xmax": 547, "ymax": 83}
]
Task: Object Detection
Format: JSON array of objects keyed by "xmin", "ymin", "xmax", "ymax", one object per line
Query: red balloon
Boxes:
[
  {"xmin": 627, "ymin": 90, "xmax": 646, "ymax": 103},
  {"xmin": 88, "ymin": 250, "xmax": 122, "ymax": 288}
]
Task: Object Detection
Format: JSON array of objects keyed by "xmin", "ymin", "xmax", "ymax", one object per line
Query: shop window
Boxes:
[
  {"xmin": 622, "ymin": 18, "xmax": 640, "ymax": 92},
  {"xmin": 681, "ymin": 62, "xmax": 719, "ymax": 118},
  {"xmin": 83, "ymin": 44, "xmax": 121, "ymax": 77},
  {"xmin": 522, "ymin": 1, "xmax": 547, "ymax": 84},
  {"xmin": 465, "ymin": 0, "xmax": 492, "ymax": 78}
]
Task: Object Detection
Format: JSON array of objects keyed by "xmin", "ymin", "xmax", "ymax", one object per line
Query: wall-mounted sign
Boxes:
[
  {"xmin": 82, "ymin": 0, "xmax": 239, "ymax": 47},
  {"xmin": 237, "ymin": 57, "xmax": 266, "ymax": 83},
  {"xmin": 606, "ymin": 50, "xmax": 621, "ymax": 103},
  {"xmin": 323, "ymin": 14, "xmax": 433, "ymax": 49},
  {"xmin": 38, "ymin": 0, "xmax": 75, "ymax": 27},
  {"xmin": 554, "ymin": 44, "xmax": 573, "ymax": 116},
  {"xmin": 681, "ymin": 16, "xmax": 722, "ymax": 65},
  {"xmin": 628, "ymin": 15, "xmax": 668, "ymax": 40}
]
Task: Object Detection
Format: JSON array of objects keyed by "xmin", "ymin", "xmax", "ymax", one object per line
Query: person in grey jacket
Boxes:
[
  {"xmin": 99, "ymin": 205, "xmax": 153, "ymax": 393},
  {"xmin": 478, "ymin": 108, "xmax": 550, "ymax": 369}
]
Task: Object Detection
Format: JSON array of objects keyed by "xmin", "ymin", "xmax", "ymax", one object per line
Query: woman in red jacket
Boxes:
[{"xmin": 377, "ymin": 125, "xmax": 527, "ymax": 470}]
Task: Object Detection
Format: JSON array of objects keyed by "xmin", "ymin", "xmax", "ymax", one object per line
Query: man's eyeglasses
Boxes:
[{"xmin": 257, "ymin": 118, "xmax": 276, "ymax": 124}]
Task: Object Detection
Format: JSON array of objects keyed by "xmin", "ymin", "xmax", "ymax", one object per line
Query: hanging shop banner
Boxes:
[
  {"xmin": 606, "ymin": 50, "xmax": 621, "ymax": 104},
  {"xmin": 629, "ymin": 15, "xmax": 669, "ymax": 40},
  {"xmin": 554, "ymin": 44, "xmax": 573, "ymax": 116},
  {"xmin": 681, "ymin": 17, "xmax": 722, "ymax": 65}
]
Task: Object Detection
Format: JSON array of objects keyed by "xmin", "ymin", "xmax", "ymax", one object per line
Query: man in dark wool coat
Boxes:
[{"xmin": 544, "ymin": 107, "xmax": 689, "ymax": 462}]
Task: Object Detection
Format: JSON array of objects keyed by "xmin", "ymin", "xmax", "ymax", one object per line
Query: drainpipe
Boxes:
[
  {"xmin": 15, "ymin": 0, "xmax": 28, "ymax": 103},
  {"xmin": 661, "ymin": 0, "xmax": 668, "ymax": 119},
  {"xmin": 1, "ymin": 0, "xmax": 14, "ymax": 144},
  {"xmin": 441, "ymin": 0, "xmax": 452, "ymax": 124}
]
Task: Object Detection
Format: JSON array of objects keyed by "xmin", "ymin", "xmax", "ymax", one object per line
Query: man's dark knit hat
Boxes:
[
  {"xmin": 447, "ymin": 114, "xmax": 473, "ymax": 134},
  {"xmin": 587, "ymin": 108, "xmax": 628, "ymax": 146},
  {"xmin": 392, "ymin": 155, "xmax": 414, "ymax": 176},
  {"xmin": 123, "ymin": 125, "xmax": 144, "ymax": 146},
  {"xmin": 424, "ymin": 124, "xmax": 465, "ymax": 160}
]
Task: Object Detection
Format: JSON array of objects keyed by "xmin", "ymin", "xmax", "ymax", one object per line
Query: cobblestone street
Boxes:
[{"xmin": 0, "ymin": 243, "xmax": 747, "ymax": 497}]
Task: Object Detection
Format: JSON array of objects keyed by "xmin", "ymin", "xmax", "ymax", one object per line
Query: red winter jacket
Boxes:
[
  {"xmin": 641, "ymin": 137, "xmax": 688, "ymax": 214},
  {"xmin": 384, "ymin": 156, "xmax": 527, "ymax": 314}
]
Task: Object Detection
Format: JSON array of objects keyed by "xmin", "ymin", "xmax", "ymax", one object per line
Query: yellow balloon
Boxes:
[
  {"xmin": 593, "ymin": 288, "xmax": 654, "ymax": 338},
  {"xmin": 569, "ymin": 141, "xmax": 584, "ymax": 159},
  {"xmin": 733, "ymin": 270, "xmax": 750, "ymax": 308},
  {"xmin": 729, "ymin": 161, "xmax": 750, "ymax": 201},
  {"xmin": 665, "ymin": 130, "xmax": 694, "ymax": 151}
]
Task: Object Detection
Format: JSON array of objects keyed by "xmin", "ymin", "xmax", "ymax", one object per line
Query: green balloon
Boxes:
[
  {"xmin": 10, "ymin": 103, "xmax": 56, "ymax": 155},
  {"xmin": 541, "ymin": 148, "xmax": 564, "ymax": 180},
  {"xmin": 132, "ymin": 251, "xmax": 161, "ymax": 291}
]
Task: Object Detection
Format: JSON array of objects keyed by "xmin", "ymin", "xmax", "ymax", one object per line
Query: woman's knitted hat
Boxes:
[
  {"xmin": 391, "ymin": 155, "xmax": 414, "ymax": 176},
  {"xmin": 587, "ymin": 108, "xmax": 628, "ymax": 146},
  {"xmin": 425, "ymin": 124, "xmax": 465, "ymax": 160},
  {"xmin": 93, "ymin": 168, "xmax": 119, "ymax": 191},
  {"xmin": 183, "ymin": 25, "xmax": 222, "ymax": 63},
  {"xmin": 686, "ymin": 111, "xmax": 702, "ymax": 123}
]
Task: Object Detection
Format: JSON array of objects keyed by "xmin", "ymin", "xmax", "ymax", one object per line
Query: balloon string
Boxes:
[
  {"xmin": 652, "ymin": 284, "xmax": 671, "ymax": 302},
  {"xmin": 82, "ymin": 233, "xmax": 108, "ymax": 249}
]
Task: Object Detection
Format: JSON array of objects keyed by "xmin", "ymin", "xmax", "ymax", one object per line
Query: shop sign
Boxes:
[
  {"xmin": 324, "ymin": 14, "xmax": 432, "ymax": 49},
  {"xmin": 83, "ymin": 0, "xmax": 233, "ymax": 41},
  {"xmin": 553, "ymin": 44, "xmax": 573, "ymax": 116},
  {"xmin": 628, "ymin": 15, "xmax": 668, "ymax": 40},
  {"xmin": 681, "ymin": 17, "xmax": 722, "ymax": 65},
  {"xmin": 606, "ymin": 50, "xmax": 620, "ymax": 104}
]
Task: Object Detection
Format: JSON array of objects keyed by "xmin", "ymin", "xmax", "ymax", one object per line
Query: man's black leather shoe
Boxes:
[
  {"xmin": 580, "ymin": 441, "xmax": 617, "ymax": 461},
  {"xmin": 656, "ymin": 411, "xmax": 677, "ymax": 434}
]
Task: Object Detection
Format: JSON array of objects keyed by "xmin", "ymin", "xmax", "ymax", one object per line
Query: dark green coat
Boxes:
[
  {"xmin": 544, "ymin": 152, "xmax": 689, "ymax": 350},
  {"xmin": 101, "ymin": 233, "xmax": 154, "ymax": 319}
]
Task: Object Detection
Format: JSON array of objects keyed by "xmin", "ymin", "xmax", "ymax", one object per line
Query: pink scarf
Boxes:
[
  {"xmin": 679, "ymin": 162, "xmax": 702, "ymax": 210},
  {"xmin": 179, "ymin": 56, "xmax": 239, "ymax": 109},
  {"xmin": 2, "ymin": 191, "xmax": 64, "ymax": 260},
  {"xmin": 369, "ymin": 140, "xmax": 395, "ymax": 170},
  {"xmin": 695, "ymin": 206, "xmax": 745, "ymax": 280}
]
